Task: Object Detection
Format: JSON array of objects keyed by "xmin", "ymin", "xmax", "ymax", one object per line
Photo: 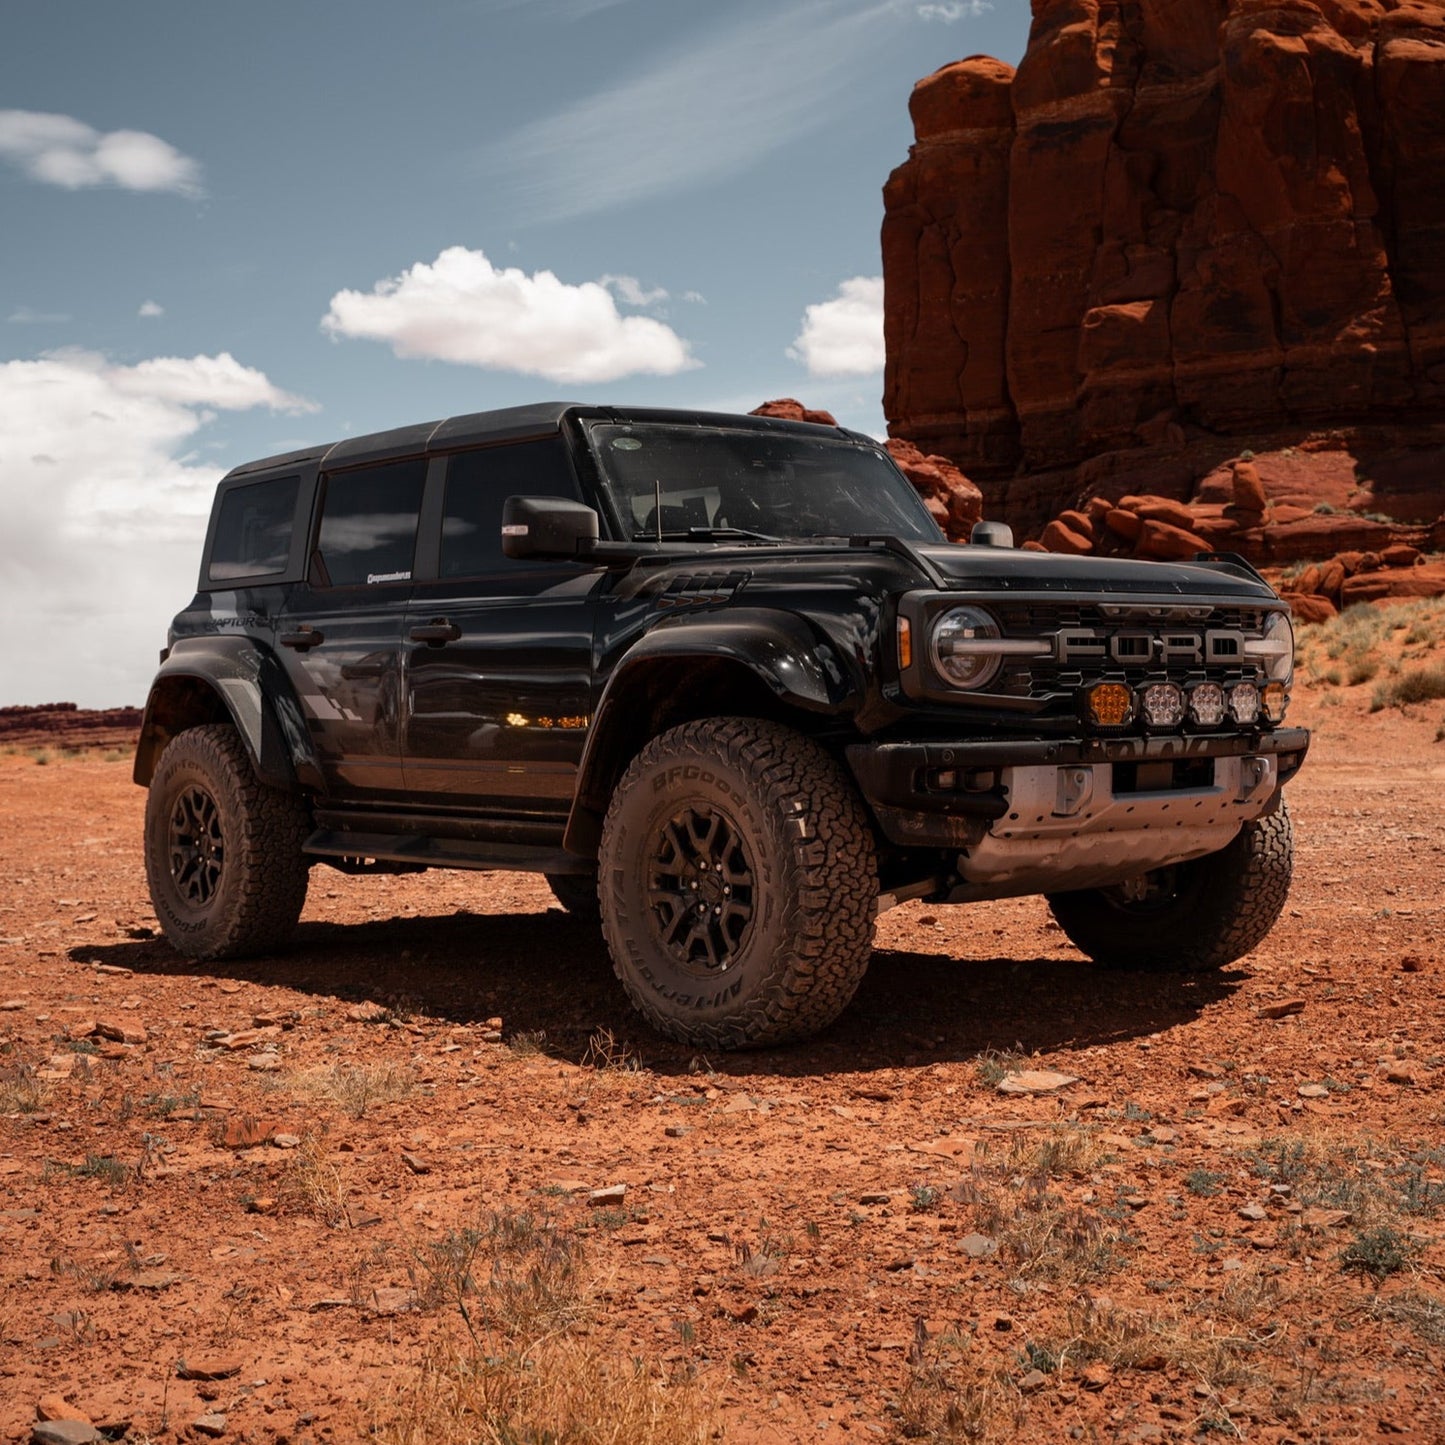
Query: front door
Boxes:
[{"xmin": 400, "ymin": 437, "xmax": 601, "ymax": 815}]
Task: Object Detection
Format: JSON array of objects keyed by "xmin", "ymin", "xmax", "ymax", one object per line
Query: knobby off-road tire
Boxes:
[
  {"xmin": 545, "ymin": 871, "xmax": 601, "ymax": 924},
  {"xmin": 1045, "ymin": 802, "xmax": 1294, "ymax": 973},
  {"xmin": 598, "ymin": 717, "xmax": 878, "ymax": 1049},
  {"xmin": 144, "ymin": 723, "xmax": 311, "ymax": 961}
]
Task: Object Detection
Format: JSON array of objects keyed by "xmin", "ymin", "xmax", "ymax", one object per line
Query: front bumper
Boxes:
[{"xmin": 847, "ymin": 728, "xmax": 1309, "ymax": 893}]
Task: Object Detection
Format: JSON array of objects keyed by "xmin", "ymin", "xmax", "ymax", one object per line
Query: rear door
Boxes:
[
  {"xmin": 275, "ymin": 456, "xmax": 427, "ymax": 799},
  {"xmin": 401, "ymin": 436, "xmax": 602, "ymax": 815}
]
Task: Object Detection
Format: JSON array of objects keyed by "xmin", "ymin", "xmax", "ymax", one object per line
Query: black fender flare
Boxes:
[
  {"xmin": 133, "ymin": 636, "xmax": 321, "ymax": 792},
  {"xmin": 564, "ymin": 609, "xmax": 859, "ymax": 856}
]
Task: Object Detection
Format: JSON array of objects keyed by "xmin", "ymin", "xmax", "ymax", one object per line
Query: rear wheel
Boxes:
[
  {"xmin": 545, "ymin": 871, "xmax": 600, "ymax": 923},
  {"xmin": 1045, "ymin": 803, "xmax": 1293, "ymax": 972},
  {"xmin": 598, "ymin": 717, "xmax": 877, "ymax": 1049},
  {"xmin": 144, "ymin": 724, "xmax": 310, "ymax": 960}
]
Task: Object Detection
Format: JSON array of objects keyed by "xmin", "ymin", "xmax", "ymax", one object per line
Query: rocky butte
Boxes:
[{"xmin": 882, "ymin": 0, "xmax": 1445, "ymax": 544}]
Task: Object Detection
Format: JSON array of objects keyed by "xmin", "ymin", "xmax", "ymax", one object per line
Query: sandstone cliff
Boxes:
[
  {"xmin": 0, "ymin": 703, "xmax": 142, "ymax": 751},
  {"xmin": 883, "ymin": 0, "xmax": 1445, "ymax": 529}
]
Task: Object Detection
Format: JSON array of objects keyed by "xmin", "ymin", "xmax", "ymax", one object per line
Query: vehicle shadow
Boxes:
[{"xmin": 73, "ymin": 908, "xmax": 1242, "ymax": 1079}]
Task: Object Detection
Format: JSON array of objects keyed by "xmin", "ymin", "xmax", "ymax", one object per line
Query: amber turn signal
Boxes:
[
  {"xmin": 1086, "ymin": 682, "xmax": 1134, "ymax": 728},
  {"xmin": 897, "ymin": 616, "xmax": 912, "ymax": 670}
]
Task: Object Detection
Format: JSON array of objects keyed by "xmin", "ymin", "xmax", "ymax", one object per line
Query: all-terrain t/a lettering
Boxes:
[{"xmin": 136, "ymin": 403, "xmax": 1308, "ymax": 1048}]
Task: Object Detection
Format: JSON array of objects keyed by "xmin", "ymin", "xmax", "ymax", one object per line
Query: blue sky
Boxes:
[{"xmin": 1, "ymin": 0, "xmax": 1029, "ymax": 705}]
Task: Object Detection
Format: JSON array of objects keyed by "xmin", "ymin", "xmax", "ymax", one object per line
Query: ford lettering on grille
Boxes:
[{"xmin": 1053, "ymin": 628, "xmax": 1244, "ymax": 667}]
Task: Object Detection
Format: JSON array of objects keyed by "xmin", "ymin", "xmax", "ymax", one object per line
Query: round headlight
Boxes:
[
  {"xmin": 930, "ymin": 606, "xmax": 1003, "ymax": 691},
  {"xmin": 1258, "ymin": 611, "xmax": 1294, "ymax": 684}
]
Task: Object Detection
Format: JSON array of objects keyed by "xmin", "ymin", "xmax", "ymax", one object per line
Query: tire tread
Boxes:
[
  {"xmin": 144, "ymin": 724, "xmax": 310, "ymax": 960},
  {"xmin": 600, "ymin": 717, "xmax": 876, "ymax": 1049}
]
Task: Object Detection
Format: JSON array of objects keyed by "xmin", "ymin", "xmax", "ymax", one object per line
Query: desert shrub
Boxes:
[
  {"xmin": 1370, "ymin": 661, "xmax": 1445, "ymax": 712},
  {"xmin": 376, "ymin": 1212, "xmax": 714, "ymax": 1445},
  {"xmin": 1341, "ymin": 1226, "xmax": 1414, "ymax": 1280},
  {"xmin": 284, "ymin": 1061, "xmax": 415, "ymax": 1119}
]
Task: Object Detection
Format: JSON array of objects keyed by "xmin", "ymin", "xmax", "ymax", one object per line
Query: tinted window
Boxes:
[
  {"xmin": 316, "ymin": 459, "xmax": 426, "ymax": 587},
  {"xmin": 208, "ymin": 475, "xmax": 298, "ymax": 582},
  {"xmin": 440, "ymin": 437, "xmax": 581, "ymax": 578}
]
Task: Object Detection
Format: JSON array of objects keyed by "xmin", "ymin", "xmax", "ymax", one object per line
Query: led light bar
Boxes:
[
  {"xmin": 1141, "ymin": 682, "xmax": 1185, "ymax": 730},
  {"xmin": 1188, "ymin": 682, "xmax": 1226, "ymax": 727},
  {"xmin": 1228, "ymin": 681, "xmax": 1261, "ymax": 725}
]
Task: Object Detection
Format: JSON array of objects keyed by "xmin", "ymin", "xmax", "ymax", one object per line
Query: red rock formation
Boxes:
[
  {"xmin": 884, "ymin": 439, "xmax": 984, "ymax": 540},
  {"xmin": 750, "ymin": 401, "xmax": 984, "ymax": 540},
  {"xmin": 883, "ymin": 1, "xmax": 1445, "ymax": 497},
  {"xmin": 749, "ymin": 399, "xmax": 841, "ymax": 427},
  {"xmin": 0, "ymin": 703, "xmax": 142, "ymax": 751}
]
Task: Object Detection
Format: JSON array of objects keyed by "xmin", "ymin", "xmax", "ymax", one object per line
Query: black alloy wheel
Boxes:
[
  {"xmin": 647, "ymin": 804, "xmax": 755, "ymax": 973},
  {"xmin": 169, "ymin": 784, "xmax": 225, "ymax": 908}
]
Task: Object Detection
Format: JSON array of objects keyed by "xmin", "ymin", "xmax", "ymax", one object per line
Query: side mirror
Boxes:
[
  {"xmin": 501, "ymin": 496, "xmax": 600, "ymax": 559},
  {"xmin": 970, "ymin": 520, "xmax": 1014, "ymax": 549}
]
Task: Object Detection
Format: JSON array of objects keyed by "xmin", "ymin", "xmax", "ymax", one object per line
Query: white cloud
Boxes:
[
  {"xmin": 915, "ymin": 1, "xmax": 991, "ymax": 18},
  {"xmin": 484, "ymin": 4, "xmax": 890, "ymax": 223},
  {"xmin": 0, "ymin": 109, "xmax": 202, "ymax": 195},
  {"xmin": 8, "ymin": 306, "xmax": 71, "ymax": 325},
  {"xmin": 321, "ymin": 246, "xmax": 698, "ymax": 385},
  {"xmin": 599, "ymin": 275, "xmax": 669, "ymax": 308},
  {"xmin": 138, "ymin": 300, "xmax": 164, "ymax": 318},
  {"xmin": 789, "ymin": 276, "xmax": 885, "ymax": 377},
  {"xmin": 0, "ymin": 350, "xmax": 316, "ymax": 706}
]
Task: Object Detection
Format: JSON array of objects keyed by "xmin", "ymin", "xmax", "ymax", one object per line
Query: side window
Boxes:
[
  {"xmin": 208, "ymin": 475, "xmax": 298, "ymax": 582},
  {"xmin": 440, "ymin": 437, "xmax": 581, "ymax": 579},
  {"xmin": 315, "ymin": 458, "xmax": 426, "ymax": 587}
]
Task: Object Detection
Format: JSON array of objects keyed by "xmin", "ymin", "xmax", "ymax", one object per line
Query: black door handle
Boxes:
[
  {"xmin": 280, "ymin": 626, "xmax": 325, "ymax": 650},
  {"xmin": 409, "ymin": 620, "xmax": 462, "ymax": 646}
]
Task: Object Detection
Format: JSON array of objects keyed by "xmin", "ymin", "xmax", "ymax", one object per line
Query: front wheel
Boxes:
[
  {"xmin": 1045, "ymin": 802, "xmax": 1293, "ymax": 973},
  {"xmin": 598, "ymin": 718, "xmax": 878, "ymax": 1049},
  {"xmin": 143, "ymin": 724, "xmax": 311, "ymax": 960}
]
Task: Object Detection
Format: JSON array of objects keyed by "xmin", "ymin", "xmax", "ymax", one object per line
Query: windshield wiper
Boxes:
[{"xmin": 631, "ymin": 526, "xmax": 782, "ymax": 543}]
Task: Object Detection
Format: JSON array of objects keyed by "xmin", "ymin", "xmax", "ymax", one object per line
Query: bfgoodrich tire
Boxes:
[
  {"xmin": 1045, "ymin": 802, "xmax": 1294, "ymax": 973},
  {"xmin": 144, "ymin": 724, "xmax": 311, "ymax": 960},
  {"xmin": 598, "ymin": 717, "xmax": 877, "ymax": 1049}
]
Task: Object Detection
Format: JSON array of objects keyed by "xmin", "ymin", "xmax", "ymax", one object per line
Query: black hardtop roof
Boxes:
[{"xmin": 223, "ymin": 403, "xmax": 867, "ymax": 480}]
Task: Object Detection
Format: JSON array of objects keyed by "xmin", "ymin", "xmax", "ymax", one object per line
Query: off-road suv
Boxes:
[{"xmin": 136, "ymin": 404, "xmax": 1308, "ymax": 1048}]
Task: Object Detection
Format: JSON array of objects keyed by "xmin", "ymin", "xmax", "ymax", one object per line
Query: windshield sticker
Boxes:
[
  {"xmin": 366, "ymin": 570, "xmax": 411, "ymax": 585},
  {"xmin": 611, "ymin": 437, "xmax": 643, "ymax": 451}
]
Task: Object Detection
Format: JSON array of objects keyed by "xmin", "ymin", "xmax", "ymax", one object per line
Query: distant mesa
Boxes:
[{"xmin": 0, "ymin": 702, "xmax": 142, "ymax": 751}]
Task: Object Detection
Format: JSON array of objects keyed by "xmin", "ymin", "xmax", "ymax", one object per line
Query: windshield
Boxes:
[{"xmin": 585, "ymin": 422, "xmax": 944, "ymax": 543}]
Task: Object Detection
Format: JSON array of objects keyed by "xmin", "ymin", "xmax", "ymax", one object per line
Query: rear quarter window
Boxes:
[{"xmin": 208, "ymin": 475, "xmax": 300, "ymax": 582}]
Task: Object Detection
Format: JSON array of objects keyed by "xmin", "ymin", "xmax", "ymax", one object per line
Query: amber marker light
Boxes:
[
  {"xmin": 1262, "ymin": 682, "xmax": 1288, "ymax": 723},
  {"xmin": 897, "ymin": 616, "xmax": 913, "ymax": 670},
  {"xmin": 1086, "ymin": 682, "xmax": 1134, "ymax": 728}
]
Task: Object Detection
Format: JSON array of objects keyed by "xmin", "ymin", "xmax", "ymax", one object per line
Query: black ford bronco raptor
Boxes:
[{"xmin": 136, "ymin": 403, "xmax": 1308, "ymax": 1048}]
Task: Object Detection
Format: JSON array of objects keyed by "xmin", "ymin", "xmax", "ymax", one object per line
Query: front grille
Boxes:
[{"xmin": 989, "ymin": 602, "xmax": 1272, "ymax": 704}]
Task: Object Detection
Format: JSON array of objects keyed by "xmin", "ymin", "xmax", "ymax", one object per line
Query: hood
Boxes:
[{"xmin": 916, "ymin": 544, "xmax": 1277, "ymax": 602}]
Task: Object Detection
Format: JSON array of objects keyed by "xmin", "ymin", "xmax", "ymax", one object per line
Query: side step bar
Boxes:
[{"xmin": 303, "ymin": 828, "xmax": 589, "ymax": 875}]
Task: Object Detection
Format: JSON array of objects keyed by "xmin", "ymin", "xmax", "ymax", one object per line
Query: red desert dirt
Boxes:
[{"xmin": 2, "ymin": 655, "xmax": 1443, "ymax": 1443}]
